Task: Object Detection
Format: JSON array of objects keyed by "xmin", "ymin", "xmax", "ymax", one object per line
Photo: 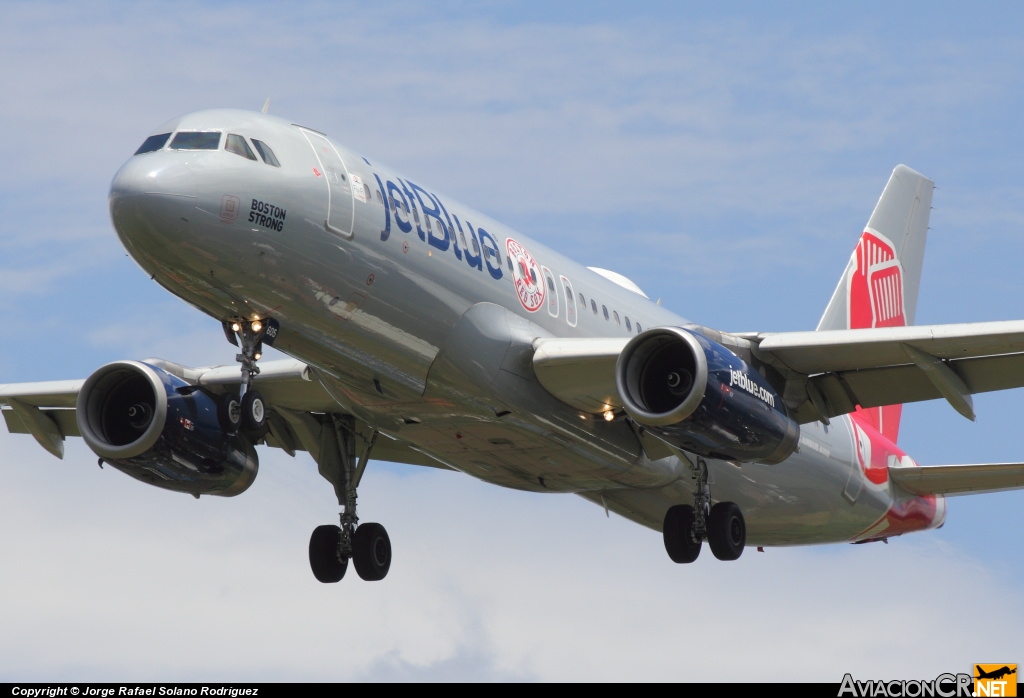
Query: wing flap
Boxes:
[
  {"xmin": 890, "ymin": 462, "xmax": 1024, "ymax": 497},
  {"xmin": 3, "ymin": 408, "xmax": 80, "ymax": 439},
  {"xmin": 807, "ymin": 352, "xmax": 1024, "ymax": 421}
]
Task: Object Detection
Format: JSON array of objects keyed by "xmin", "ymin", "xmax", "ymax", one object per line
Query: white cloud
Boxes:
[{"xmin": 0, "ymin": 436, "xmax": 1020, "ymax": 681}]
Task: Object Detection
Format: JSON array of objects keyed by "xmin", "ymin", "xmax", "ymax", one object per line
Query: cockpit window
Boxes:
[
  {"xmin": 169, "ymin": 131, "xmax": 221, "ymax": 150},
  {"xmin": 226, "ymin": 134, "xmax": 257, "ymax": 161},
  {"xmin": 252, "ymin": 139, "xmax": 281, "ymax": 167},
  {"xmin": 134, "ymin": 133, "xmax": 171, "ymax": 155}
]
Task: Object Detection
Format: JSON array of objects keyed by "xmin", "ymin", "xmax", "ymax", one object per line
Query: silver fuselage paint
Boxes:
[{"xmin": 108, "ymin": 109, "xmax": 944, "ymax": 546}]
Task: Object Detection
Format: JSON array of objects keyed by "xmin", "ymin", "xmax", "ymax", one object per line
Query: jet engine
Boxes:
[
  {"xmin": 76, "ymin": 361, "xmax": 258, "ymax": 496},
  {"xmin": 615, "ymin": 327, "xmax": 799, "ymax": 464}
]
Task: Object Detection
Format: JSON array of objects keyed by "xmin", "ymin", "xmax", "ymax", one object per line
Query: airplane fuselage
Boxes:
[{"xmin": 108, "ymin": 109, "xmax": 944, "ymax": 547}]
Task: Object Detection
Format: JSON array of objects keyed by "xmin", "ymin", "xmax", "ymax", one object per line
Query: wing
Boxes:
[
  {"xmin": 749, "ymin": 320, "xmax": 1024, "ymax": 423},
  {"xmin": 0, "ymin": 357, "xmax": 447, "ymax": 470},
  {"xmin": 889, "ymin": 462, "xmax": 1024, "ymax": 497},
  {"xmin": 531, "ymin": 337, "xmax": 628, "ymax": 413},
  {"xmin": 533, "ymin": 321, "xmax": 1024, "ymax": 424}
]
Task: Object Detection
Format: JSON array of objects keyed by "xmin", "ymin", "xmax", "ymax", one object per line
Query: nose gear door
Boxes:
[{"xmin": 301, "ymin": 129, "xmax": 355, "ymax": 239}]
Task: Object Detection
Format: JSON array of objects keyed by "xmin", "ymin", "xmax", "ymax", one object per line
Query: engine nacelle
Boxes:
[
  {"xmin": 76, "ymin": 361, "xmax": 258, "ymax": 497},
  {"xmin": 616, "ymin": 327, "xmax": 799, "ymax": 464}
]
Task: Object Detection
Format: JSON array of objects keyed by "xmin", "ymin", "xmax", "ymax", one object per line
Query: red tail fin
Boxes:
[
  {"xmin": 817, "ymin": 166, "xmax": 935, "ymax": 445},
  {"xmin": 849, "ymin": 231, "xmax": 905, "ymax": 443}
]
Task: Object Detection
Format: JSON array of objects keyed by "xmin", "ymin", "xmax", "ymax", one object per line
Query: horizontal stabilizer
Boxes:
[{"xmin": 889, "ymin": 462, "xmax": 1024, "ymax": 497}]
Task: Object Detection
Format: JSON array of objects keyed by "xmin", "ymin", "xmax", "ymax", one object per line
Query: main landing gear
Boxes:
[
  {"xmin": 663, "ymin": 456, "xmax": 746, "ymax": 563},
  {"xmin": 307, "ymin": 416, "xmax": 391, "ymax": 583}
]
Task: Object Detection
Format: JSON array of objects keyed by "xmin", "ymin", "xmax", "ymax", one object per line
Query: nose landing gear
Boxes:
[
  {"xmin": 222, "ymin": 318, "xmax": 268, "ymax": 433},
  {"xmin": 662, "ymin": 456, "xmax": 746, "ymax": 563},
  {"xmin": 220, "ymin": 317, "xmax": 392, "ymax": 584}
]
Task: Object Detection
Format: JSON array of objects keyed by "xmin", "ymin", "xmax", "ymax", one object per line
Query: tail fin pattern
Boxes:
[{"xmin": 817, "ymin": 165, "xmax": 935, "ymax": 444}]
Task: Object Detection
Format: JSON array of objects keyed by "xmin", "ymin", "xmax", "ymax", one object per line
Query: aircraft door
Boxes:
[{"xmin": 301, "ymin": 129, "xmax": 355, "ymax": 239}]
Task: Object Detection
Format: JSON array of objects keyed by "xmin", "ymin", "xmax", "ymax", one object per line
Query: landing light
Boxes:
[
  {"xmin": 251, "ymin": 321, "xmax": 263, "ymax": 333},
  {"xmin": 230, "ymin": 322, "xmax": 241, "ymax": 333},
  {"xmin": 603, "ymin": 410, "xmax": 615, "ymax": 422},
  {"xmin": 254, "ymin": 352, "xmax": 262, "ymax": 361}
]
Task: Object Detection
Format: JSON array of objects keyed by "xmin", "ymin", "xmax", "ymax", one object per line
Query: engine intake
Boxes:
[
  {"xmin": 616, "ymin": 327, "xmax": 799, "ymax": 464},
  {"xmin": 77, "ymin": 361, "xmax": 258, "ymax": 497}
]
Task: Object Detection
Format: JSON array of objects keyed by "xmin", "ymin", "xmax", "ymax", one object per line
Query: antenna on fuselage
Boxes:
[{"xmin": 261, "ymin": 98, "xmax": 271, "ymax": 114}]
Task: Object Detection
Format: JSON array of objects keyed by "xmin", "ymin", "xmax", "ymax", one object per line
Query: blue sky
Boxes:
[{"xmin": 1, "ymin": 0, "xmax": 1023, "ymax": 681}]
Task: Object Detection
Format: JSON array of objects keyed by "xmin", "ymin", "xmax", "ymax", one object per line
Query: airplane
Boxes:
[
  {"xmin": 3, "ymin": 108, "xmax": 1024, "ymax": 584},
  {"xmin": 975, "ymin": 667, "xmax": 1017, "ymax": 681}
]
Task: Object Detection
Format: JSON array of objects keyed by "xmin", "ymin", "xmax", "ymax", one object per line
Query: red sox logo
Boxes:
[
  {"xmin": 848, "ymin": 229, "xmax": 905, "ymax": 329},
  {"xmin": 506, "ymin": 238, "xmax": 545, "ymax": 312}
]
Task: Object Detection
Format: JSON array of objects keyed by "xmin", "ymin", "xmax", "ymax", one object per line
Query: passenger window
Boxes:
[
  {"xmin": 591, "ymin": 300, "xmax": 598, "ymax": 315},
  {"xmin": 613, "ymin": 310, "xmax": 620, "ymax": 326},
  {"xmin": 507, "ymin": 256, "xmax": 514, "ymax": 272},
  {"xmin": 472, "ymin": 237, "xmax": 481, "ymax": 255},
  {"xmin": 636, "ymin": 323, "xmax": 642, "ymax": 333},
  {"xmin": 579, "ymin": 292, "xmax": 586, "ymax": 308},
  {"xmin": 375, "ymin": 189, "xmax": 384, "ymax": 205},
  {"xmin": 251, "ymin": 139, "xmax": 281, "ymax": 167},
  {"xmin": 226, "ymin": 134, "xmax": 257, "ymax": 160},
  {"xmin": 460, "ymin": 232, "xmax": 469, "ymax": 250},
  {"xmin": 625, "ymin": 317, "xmax": 632, "ymax": 332},
  {"xmin": 425, "ymin": 217, "xmax": 432, "ymax": 231},
  {"xmin": 134, "ymin": 133, "xmax": 171, "ymax": 155},
  {"xmin": 413, "ymin": 207, "xmax": 421, "ymax": 224},
  {"xmin": 170, "ymin": 131, "xmax": 221, "ymax": 150},
  {"xmin": 364, "ymin": 183, "xmax": 372, "ymax": 202},
  {"xmin": 603, "ymin": 305, "xmax": 609, "ymax": 320}
]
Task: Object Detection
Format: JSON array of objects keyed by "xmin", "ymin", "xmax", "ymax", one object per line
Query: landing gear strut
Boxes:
[
  {"xmin": 219, "ymin": 318, "xmax": 392, "ymax": 583},
  {"xmin": 307, "ymin": 415, "xmax": 391, "ymax": 583},
  {"xmin": 663, "ymin": 456, "xmax": 746, "ymax": 563},
  {"xmin": 222, "ymin": 318, "xmax": 267, "ymax": 432}
]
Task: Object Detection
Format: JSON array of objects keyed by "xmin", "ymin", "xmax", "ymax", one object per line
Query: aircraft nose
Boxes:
[
  {"xmin": 109, "ymin": 155, "xmax": 197, "ymax": 250},
  {"xmin": 109, "ymin": 155, "xmax": 197, "ymax": 201}
]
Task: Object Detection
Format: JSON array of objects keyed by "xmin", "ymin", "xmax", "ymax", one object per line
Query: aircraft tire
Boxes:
[
  {"xmin": 217, "ymin": 392, "xmax": 241, "ymax": 434},
  {"xmin": 309, "ymin": 524, "xmax": 347, "ymax": 583},
  {"xmin": 707, "ymin": 502, "xmax": 745, "ymax": 561},
  {"xmin": 663, "ymin": 504, "xmax": 701, "ymax": 563},
  {"xmin": 352, "ymin": 522, "xmax": 391, "ymax": 581},
  {"xmin": 241, "ymin": 390, "xmax": 266, "ymax": 431}
]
